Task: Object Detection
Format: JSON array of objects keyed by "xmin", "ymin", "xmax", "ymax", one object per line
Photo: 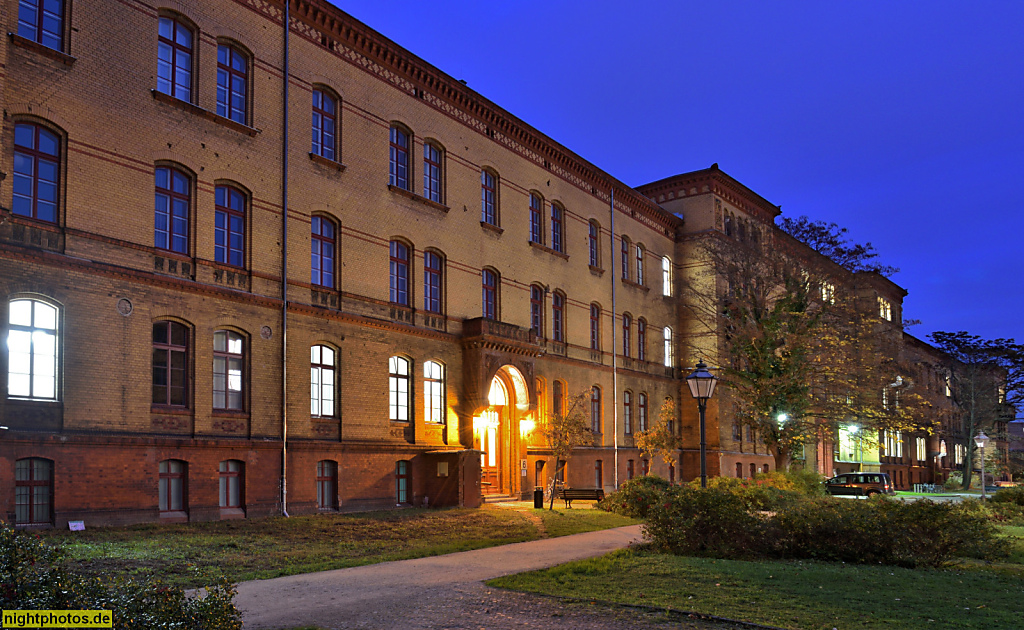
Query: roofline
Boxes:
[{"xmin": 635, "ymin": 164, "xmax": 782, "ymax": 220}]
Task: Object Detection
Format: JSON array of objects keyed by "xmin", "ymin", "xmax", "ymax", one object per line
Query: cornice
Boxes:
[{"xmin": 637, "ymin": 165, "xmax": 782, "ymax": 224}]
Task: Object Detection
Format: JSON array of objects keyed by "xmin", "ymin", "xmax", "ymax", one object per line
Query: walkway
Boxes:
[{"xmin": 234, "ymin": 524, "xmax": 746, "ymax": 629}]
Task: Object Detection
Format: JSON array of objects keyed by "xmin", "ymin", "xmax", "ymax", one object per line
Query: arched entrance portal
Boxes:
[{"xmin": 475, "ymin": 365, "xmax": 531, "ymax": 497}]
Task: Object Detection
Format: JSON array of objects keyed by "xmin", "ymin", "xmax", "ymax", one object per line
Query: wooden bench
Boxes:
[{"xmin": 557, "ymin": 487, "xmax": 605, "ymax": 508}]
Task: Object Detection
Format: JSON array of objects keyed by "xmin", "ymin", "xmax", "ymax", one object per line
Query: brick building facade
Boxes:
[{"xmin": 0, "ymin": 0, "xmax": 995, "ymax": 527}]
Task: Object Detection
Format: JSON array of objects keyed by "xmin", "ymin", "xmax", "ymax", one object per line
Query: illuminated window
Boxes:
[
  {"xmin": 213, "ymin": 330, "xmax": 245, "ymax": 410},
  {"xmin": 662, "ymin": 257, "xmax": 672, "ymax": 296},
  {"xmin": 424, "ymin": 360, "xmax": 445, "ymax": 424},
  {"xmin": 388, "ymin": 356, "xmax": 410, "ymax": 421},
  {"xmin": 821, "ymin": 281, "xmax": 836, "ymax": 304},
  {"xmin": 916, "ymin": 437, "xmax": 927, "ymax": 461},
  {"xmin": 7, "ymin": 298, "xmax": 59, "ymax": 401},
  {"xmin": 878, "ymin": 296, "xmax": 892, "ymax": 321},
  {"xmin": 663, "ymin": 327, "xmax": 674, "ymax": 368},
  {"xmin": 310, "ymin": 345, "xmax": 335, "ymax": 417}
]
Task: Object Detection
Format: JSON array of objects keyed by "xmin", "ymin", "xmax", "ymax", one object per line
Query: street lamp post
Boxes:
[
  {"xmin": 686, "ymin": 360, "xmax": 719, "ymax": 488},
  {"xmin": 975, "ymin": 432, "xmax": 990, "ymax": 499}
]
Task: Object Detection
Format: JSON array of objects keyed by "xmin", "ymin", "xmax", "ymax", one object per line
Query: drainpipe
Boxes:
[
  {"xmin": 610, "ymin": 187, "xmax": 619, "ymax": 490},
  {"xmin": 280, "ymin": 0, "xmax": 290, "ymax": 517}
]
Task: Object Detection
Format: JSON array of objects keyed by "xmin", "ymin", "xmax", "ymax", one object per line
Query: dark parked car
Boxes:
[{"xmin": 825, "ymin": 472, "xmax": 895, "ymax": 497}]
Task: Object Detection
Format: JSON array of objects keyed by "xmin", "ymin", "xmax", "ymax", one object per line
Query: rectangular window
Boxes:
[
  {"xmin": 423, "ymin": 251, "xmax": 443, "ymax": 313},
  {"xmin": 157, "ymin": 16, "xmax": 193, "ymax": 101},
  {"xmin": 529, "ymin": 194, "xmax": 543, "ymax": 244},
  {"xmin": 553, "ymin": 381, "xmax": 564, "ymax": 418},
  {"xmin": 552, "ymin": 292, "xmax": 565, "ymax": 343},
  {"xmin": 389, "ymin": 356, "xmax": 410, "ymax": 421},
  {"xmin": 621, "ymin": 238, "xmax": 629, "ymax": 280},
  {"xmin": 218, "ymin": 460, "xmax": 243, "ymax": 509},
  {"xmin": 590, "ymin": 304, "xmax": 600, "ymax": 350},
  {"xmin": 589, "ymin": 222, "xmax": 600, "ymax": 267},
  {"xmin": 663, "ymin": 327, "xmax": 674, "ymax": 368},
  {"xmin": 637, "ymin": 319, "xmax": 646, "ymax": 362},
  {"xmin": 481, "ymin": 170, "xmax": 497, "ymax": 225},
  {"xmin": 8, "ymin": 298, "xmax": 59, "ymax": 401},
  {"xmin": 551, "ymin": 204, "xmax": 564, "ymax": 253},
  {"xmin": 627, "ymin": 459, "xmax": 634, "ymax": 480},
  {"xmin": 154, "ymin": 166, "xmax": 190, "ymax": 254},
  {"xmin": 595, "ymin": 460, "xmax": 603, "ymax": 488},
  {"xmin": 389, "ymin": 241, "xmax": 410, "ymax": 306},
  {"xmin": 878, "ymin": 296, "xmax": 892, "ymax": 321},
  {"xmin": 316, "ymin": 460, "xmax": 338, "ymax": 510},
  {"xmin": 662, "ymin": 257, "xmax": 672, "ymax": 296},
  {"xmin": 311, "ymin": 216, "xmax": 336, "ymax": 288},
  {"xmin": 482, "ymin": 270, "xmax": 498, "ymax": 320},
  {"xmin": 152, "ymin": 321, "xmax": 188, "ymax": 407},
  {"xmin": 591, "ymin": 387, "xmax": 601, "ymax": 433},
  {"xmin": 623, "ymin": 391, "xmax": 633, "ymax": 435},
  {"xmin": 15, "ymin": 458, "xmax": 52, "ymax": 525},
  {"xmin": 396, "ymin": 460, "xmax": 410, "ymax": 504},
  {"xmin": 214, "ymin": 185, "xmax": 245, "ymax": 268},
  {"xmin": 213, "ymin": 330, "xmax": 244, "ymax": 410},
  {"xmin": 13, "ymin": 122, "xmax": 60, "ymax": 223},
  {"xmin": 159, "ymin": 460, "xmax": 186, "ymax": 512},
  {"xmin": 389, "ymin": 126, "xmax": 409, "ymax": 190},
  {"xmin": 622, "ymin": 314, "xmax": 631, "ymax": 357},
  {"xmin": 638, "ymin": 393, "xmax": 648, "ymax": 432},
  {"xmin": 216, "ymin": 44, "xmax": 248, "ymax": 124},
  {"xmin": 312, "ymin": 89, "xmax": 337, "ymax": 161},
  {"xmin": 636, "ymin": 245, "xmax": 644, "ymax": 285},
  {"xmin": 530, "ymin": 286, "xmax": 544, "ymax": 337}
]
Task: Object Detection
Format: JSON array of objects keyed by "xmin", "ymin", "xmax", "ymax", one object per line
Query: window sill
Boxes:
[
  {"xmin": 5, "ymin": 212, "xmax": 61, "ymax": 232},
  {"xmin": 151, "ymin": 406, "xmax": 192, "ymax": 415},
  {"xmin": 8, "ymin": 33, "xmax": 75, "ymax": 65},
  {"xmin": 480, "ymin": 221, "xmax": 504, "ymax": 235},
  {"xmin": 589, "ymin": 265, "xmax": 605, "ymax": 277},
  {"xmin": 388, "ymin": 185, "xmax": 449, "ymax": 213},
  {"xmin": 621, "ymin": 278, "xmax": 650, "ymax": 292},
  {"xmin": 212, "ymin": 410, "xmax": 249, "ymax": 418},
  {"xmin": 312, "ymin": 416, "xmax": 339, "ymax": 422},
  {"xmin": 309, "ymin": 152, "xmax": 346, "ymax": 171},
  {"xmin": 528, "ymin": 240, "xmax": 569, "ymax": 261},
  {"xmin": 151, "ymin": 90, "xmax": 261, "ymax": 137},
  {"xmin": 6, "ymin": 397, "xmax": 61, "ymax": 407}
]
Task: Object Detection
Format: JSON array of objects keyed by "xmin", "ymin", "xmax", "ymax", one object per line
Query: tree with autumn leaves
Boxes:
[{"xmin": 539, "ymin": 389, "xmax": 593, "ymax": 509}]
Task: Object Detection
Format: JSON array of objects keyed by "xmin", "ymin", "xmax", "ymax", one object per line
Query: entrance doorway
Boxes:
[{"xmin": 479, "ymin": 378, "xmax": 507, "ymax": 495}]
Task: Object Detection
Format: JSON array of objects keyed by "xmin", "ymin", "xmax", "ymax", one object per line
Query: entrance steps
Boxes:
[{"xmin": 482, "ymin": 494, "xmax": 518, "ymax": 503}]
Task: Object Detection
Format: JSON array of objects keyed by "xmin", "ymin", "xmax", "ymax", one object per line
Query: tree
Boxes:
[
  {"xmin": 778, "ymin": 215, "xmax": 899, "ymax": 277},
  {"xmin": 540, "ymin": 389, "xmax": 593, "ymax": 509},
  {"xmin": 635, "ymin": 397, "xmax": 681, "ymax": 473},
  {"xmin": 681, "ymin": 231, "xmax": 924, "ymax": 472},
  {"xmin": 927, "ymin": 332, "xmax": 1024, "ymax": 489}
]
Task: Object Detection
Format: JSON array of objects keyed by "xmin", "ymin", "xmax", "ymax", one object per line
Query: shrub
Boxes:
[
  {"xmin": 944, "ymin": 471, "xmax": 964, "ymax": 491},
  {"xmin": 688, "ymin": 472, "xmax": 810, "ymax": 511},
  {"xmin": 644, "ymin": 485, "xmax": 766, "ymax": 558},
  {"xmin": 597, "ymin": 475, "xmax": 669, "ymax": 518},
  {"xmin": 0, "ymin": 524, "xmax": 242, "ymax": 629},
  {"xmin": 992, "ymin": 485, "xmax": 1024, "ymax": 506}
]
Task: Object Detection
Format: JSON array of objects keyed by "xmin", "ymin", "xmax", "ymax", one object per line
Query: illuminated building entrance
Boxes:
[{"xmin": 478, "ymin": 378, "xmax": 507, "ymax": 494}]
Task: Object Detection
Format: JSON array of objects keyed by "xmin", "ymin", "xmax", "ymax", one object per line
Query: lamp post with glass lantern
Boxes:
[
  {"xmin": 686, "ymin": 360, "xmax": 719, "ymax": 488},
  {"xmin": 975, "ymin": 432, "xmax": 990, "ymax": 499}
]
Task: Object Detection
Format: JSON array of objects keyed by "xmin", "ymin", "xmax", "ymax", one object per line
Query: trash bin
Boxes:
[{"xmin": 533, "ymin": 487, "xmax": 544, "ymax": 509}]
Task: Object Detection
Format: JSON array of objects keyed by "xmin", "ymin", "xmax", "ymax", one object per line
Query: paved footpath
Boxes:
[{"xmin": 235, "ymin": 524, "xmax": 747, "ymax": 630}]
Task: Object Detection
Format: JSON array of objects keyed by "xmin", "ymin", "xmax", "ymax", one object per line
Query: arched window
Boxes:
[
  {"xmin": 218, "ymin": 460, "xmax": 244, "ymax": 510},
  {"xmin": 550, "ymin": 202, "xmax": 565, "ymax": 253},
  {"xmin": 735, "ymin": 462, "xmax": 743, "ymax": 478},
  {"xmin": 663, "ymin": 327, "xmax": 674, "ymax": 368},
  {"xmin": 13, "ymin": 122, "xmax": 60, "ymax": 223},
  {"xmin": 153, "ymin": 321, "xmax": 189, "ymax": 407},
  {"xmin": 482, "ymin": 268, "xmax": 499, "ymax": 320},
  {"xmin": 620, "ymin": 236, "xmax": 631, "ymax": 280},
  {"xmin": 635, "ymin": 244, "xmax": 645, "ymax": 285},
  {"xmin": 311, "ymin": 345, "xmax": 336, "ymax": 417},
  {"xmin": 311, "ymin": 216, "xmax": 336, "ymax": 288},
  {"xmin": 590, "ymin": 304, "xmax": 601, "ymax": 351},
  {"xmin": 389, "ymin": 125, "xmax": 410, "ymax": 190},
  {"xmin": 552, "ymin": 291, "xmax": 565, "ymax": 343},
  {"xmin": 638, "ymin": 393, "xmax": 648, "ymax": 432},
  {"xmin": 396, "ymin": 460, "xmax": 410, "ymax": 504},
  {"xmin": 481, "ymin": 169, "xmax": 498, "ymax": 225},
  {"xmin": 155, "ymin": 165, "xmax": 190, "ymax": 254},
  {"xmin": 588, "ymin": 221, "xmax": 600, "ymax": 267},
  {"xmin": 590, "ymin": 386, "xmax": 602, "ymax": 433},
  {"xmin": 15, "ymin": 458, "xmax": 52, "ymax": 526},
  {"xmin": 316, "ymin": 460, "xmax": 338, "ymax": 510},
  {"xmin": 553, "ymin": 380, "xmax": 564, "ymax": 418},
  {"xmin": 7, "ymin": 298, "xmax": 59, "ymax": 400},
  {"xmin": 662, "ymin": 256, "xmax": 672, "ymax": 296},
  {"xmin": 389, "ymin": 240, "xmax": 410, "ymax": 306},
  {"xmin": 388, "ymin": 356, "xmax": 410, "ymax": 421},
  {"xmin": 213, "ymin": 330, "xmax": 245, "ymax": 410},
  {"xmin": 530, "ymin": 284, "xmax": 544, "ymax": 337},
  {"xmin": 423, "ymin": 142, "xmax": 443, "ymax": 203},
  {"xmin": 159, "ymin": 459, "xmax": 187, "ymax": 513},
  {"xmin": 214, "ymin": 184, "xmax": 246, "ymax": 268},
  {"xmin": 423, "ymin": 250, "xmax": 443, "ymax": 313},
  {"xmin": 217, "ymin": 43, "xmax": 249, "ymax": 124},
  {"xmin": 665, "ymin": 397, "xmax": 675, "ymax": 434},
  {"xmin": 637, "ymin": 318, "xmax": 647, "ymax": 362},
  {"xmin": 312, "ymin": 88, "xmax": 338, "ymax": 161},
  {"xmin": 424, "ymin": 360, "xmax": 445, "ymax": 424},
  {"xmin": 18, "ymin": 0, "xmax": 65, "ymax": 50},
  {"xmin": 724, "ymin": 213, "xmax": 733, "ymax": 237},
  {"xmin": 157, "ymin": 15, "xmax": 194, "ymax": 101},
  {"xmin": 622, "ymin": 313, "xmax": 632, "ymax": 357},
  {"xmin": 529, "ymin": 193, "xmax": 543, "ymax": 244},
  {"xmin": 623, "ymin": 390, "xmax": 633, "ymax": 435}
]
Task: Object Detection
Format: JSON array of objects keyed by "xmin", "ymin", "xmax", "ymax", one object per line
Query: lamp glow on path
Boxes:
[{"xmin": 686, "ymin": 360, "xmax": 718, "ymax": 488}]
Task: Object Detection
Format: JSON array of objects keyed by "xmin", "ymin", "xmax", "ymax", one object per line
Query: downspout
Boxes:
[
  {"xmin": 281, "ymin": 0, "xmax": 290, "ymax": 517},
  {"xmin": 610, "ymin": 187, "xmax": 619, "ymax": 490}
]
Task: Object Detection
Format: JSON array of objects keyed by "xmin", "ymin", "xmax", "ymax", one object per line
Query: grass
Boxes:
[
  {"xmin": 41, "ymin": 504, "xmax": 636, "ymax": 589},
  {"xmin": 487, "ymin": 548, "xmax": 1024, "ymax": 630},
  {"xmin": 534, "ymin": 506, "xmax": 637, "ymax": 537},
  {"xmin": 44, "ymin": 506, "xmax": 536, "ymax": 588}
]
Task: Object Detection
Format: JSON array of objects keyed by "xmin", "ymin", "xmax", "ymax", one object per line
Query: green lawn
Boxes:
[
  {"xmin": 488, "ymin": 548, "xmax": 1024, "ymax": 630},
  {"xmin": 41, "ymin": 505, "xmax": 635, "ymax": 588}
]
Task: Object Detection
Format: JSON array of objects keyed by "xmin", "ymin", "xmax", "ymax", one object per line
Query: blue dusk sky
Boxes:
[{"xmin": 331, "ymin": 1, "xmax": 1024, "ymax": 343}]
